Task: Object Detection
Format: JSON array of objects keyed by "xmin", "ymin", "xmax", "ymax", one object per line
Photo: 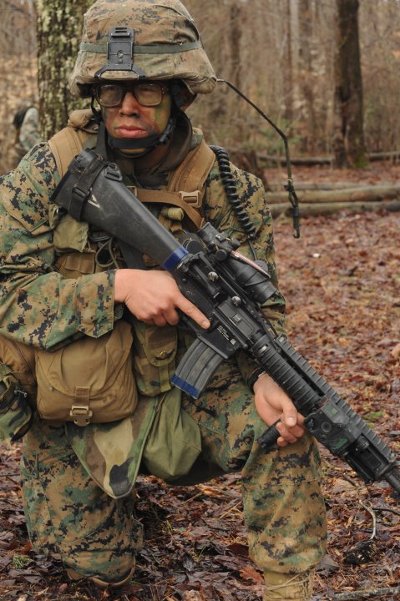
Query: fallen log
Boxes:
[
  {"xmin": 270, "ymin": 199, "xmax": 400, "ymax": 218},
  {"xmin": 261, "ymin": 154, "xmax": 332, "ymax": 166},
  {"xmin": 259, "ymin": 150, "xmax": 400, "ymax": 166},
  {"xmin": 267, "ymin": 185, "xmax": 400, "ymax": 205},
  {"xmin": 268, "ymin": 182, "xmax": 379, "ymax": 192},
  {"xmin": 369, "ymin": 150, "xmax": 400, "ymax": 161}
]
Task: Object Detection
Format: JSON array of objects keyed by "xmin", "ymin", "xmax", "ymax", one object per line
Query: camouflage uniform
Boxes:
[{"xmin": 0, "ymin": 0, "xmax": 327, "ymax": 590}]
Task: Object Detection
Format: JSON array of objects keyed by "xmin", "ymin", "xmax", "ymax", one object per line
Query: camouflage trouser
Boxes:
[
  {"xmin": 21, "ymin": 421, "xmax": 143, "ymax": 582},
  {"xmin": 21, "ymin": 366, "xmax": 327, "ymax": 582},
  {"xmin": 180, "ymin": 367, "xmax": 327, "ymax": 576}
]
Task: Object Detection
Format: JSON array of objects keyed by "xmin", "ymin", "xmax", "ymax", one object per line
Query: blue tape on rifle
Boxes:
[
  {"xmin": 171, "ymin": 375, "xmax": 200, "ymax": 399},
  {"xmin": 162, "ymin": 247, "xmax": 189, "ymax": 271}
]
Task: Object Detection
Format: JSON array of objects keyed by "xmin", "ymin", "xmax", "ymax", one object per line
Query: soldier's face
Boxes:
[{"xmin": 101, "ymin": 82, "xmax": 172, "ymax": 155}]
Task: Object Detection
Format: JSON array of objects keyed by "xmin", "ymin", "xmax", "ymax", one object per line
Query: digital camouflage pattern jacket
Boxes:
[{"xmin": 0, "ymin": 120, "xmax": 286, "ymax": 497}]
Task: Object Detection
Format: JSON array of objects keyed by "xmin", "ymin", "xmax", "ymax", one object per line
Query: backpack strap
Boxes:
[
  {"xmin": 168, "ymin": 138, "xmax": 215, "ymax": 200},
  {"xmin": 49, "ymin": 128, "xmax": 88, "ymax": 177},
  {"xmin": 48, "ymin": 110, "xmax": 98, "ymax": 177}
]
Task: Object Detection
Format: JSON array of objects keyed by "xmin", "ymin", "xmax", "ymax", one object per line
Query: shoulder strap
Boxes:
[
  {"xmin": 48, "ymin": 110, "xmax": 99, "ymax": 176},
  {"xmin": 48, "ymin": 128, "xmax": 88, "ymax": 177},
  {"xmin": 168, "ymin": 139, "xmax": 215, "ymax": 199}
]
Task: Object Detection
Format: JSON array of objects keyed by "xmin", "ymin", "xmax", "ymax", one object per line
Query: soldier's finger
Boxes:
[
  {"xmin": 276, "ymin": 421, "xmax": 298, "ymax": 444},
  {"xmin": 177, "ymin": 297, "xmax": 210, "ymax": 329},
  {"xmin": 163, "ymin": 307, "xmax": 180, "ymax": 326},
  {"xmin": 153, "ymin": 314, "xmax": 168, "ymax": 327},
  {"xmin": 277, "ymin": 436, "xmax": 288, "ymax": 448},
  {"xmin": 280, "ymin": 398, "xmax": 302, "ymax": 428}
]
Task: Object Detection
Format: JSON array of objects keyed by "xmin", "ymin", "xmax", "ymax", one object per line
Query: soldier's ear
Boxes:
[{"xmin": 170, "ymin": 80, "xmax": 196, "ymax": 110}]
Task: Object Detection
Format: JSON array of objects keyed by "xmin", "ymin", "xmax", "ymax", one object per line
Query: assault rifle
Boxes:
[{"xmin": 52, "ymin": 149, "xmax": 400, "ymax": 494}]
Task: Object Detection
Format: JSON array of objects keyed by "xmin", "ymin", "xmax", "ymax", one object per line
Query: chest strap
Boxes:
[
  {"xmin": 129, "ymin": 188, "xmax": 203, "ymax": 229},
  {"xmin": 126, "ymin": 138, "xmax": 215, "ymax": 229}
]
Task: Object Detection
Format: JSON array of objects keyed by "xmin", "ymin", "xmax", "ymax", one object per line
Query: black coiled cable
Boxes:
[{"xmin": 211, "ymin": 145, "xmax": 257, "ymax": 241}]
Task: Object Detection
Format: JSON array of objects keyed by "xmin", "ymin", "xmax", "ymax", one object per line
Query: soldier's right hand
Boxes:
[{"xmin": 114, "ymin": 269, "xmax": 210, "ymax": 329}]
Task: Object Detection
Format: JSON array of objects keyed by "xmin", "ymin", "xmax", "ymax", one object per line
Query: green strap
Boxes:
[{"xmin": 80, "ymin": 40, "xmax": 202, "ymax": 54}]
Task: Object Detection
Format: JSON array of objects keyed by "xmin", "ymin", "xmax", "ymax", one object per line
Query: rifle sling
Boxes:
[{"xmin": 131, "ymin": 188, "xmax": 204, "ymax": 229}]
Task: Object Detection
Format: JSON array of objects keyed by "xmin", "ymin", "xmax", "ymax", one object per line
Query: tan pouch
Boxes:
[
  {"xmin": 35, "ymin": 320, "xmax": 137, "ymax": 426},
  {"xmin": 0, "ymin": 334, "xmax": 36, "ymax": 397},
  {"xmin": 132, "ymin": 321, "xmax": 178, "ymax": 397}
]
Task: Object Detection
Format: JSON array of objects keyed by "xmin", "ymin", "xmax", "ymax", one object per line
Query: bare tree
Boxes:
[
  {"xmin": 333, "ymin": 0, "xmax": 367, "ymax": 167},
  {"xmin": 36, "ymin": 0, "xmax": 94, "ymax": 139}
]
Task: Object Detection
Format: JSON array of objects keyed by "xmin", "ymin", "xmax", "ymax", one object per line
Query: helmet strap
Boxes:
[
  {"xmin": 98, "ymin": 113, "xmax": 176, "ymax": 157},
  {"xmin": 90, "ymin": 93, "xmax": 176, "ymax": 156},
  {"xmin": 108, "ymin": 113, "xmax": 176, "ymax": 153},
  {"xmin": 90, "ymin": 97, "xmax": 103, "ymax": 123}
]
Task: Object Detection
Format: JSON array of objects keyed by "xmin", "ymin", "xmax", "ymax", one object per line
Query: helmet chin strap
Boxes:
[{"xmin": 108, "ymin": 115, "xmax": 176, "ymax": 155}]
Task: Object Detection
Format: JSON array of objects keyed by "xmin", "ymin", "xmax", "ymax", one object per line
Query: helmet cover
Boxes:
[{"xmin": 69, "ymin": 0, "xmax": 217, "ymax": 98}]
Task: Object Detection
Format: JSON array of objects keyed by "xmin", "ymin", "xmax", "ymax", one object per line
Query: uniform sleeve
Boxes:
[
  {"xmin": 204, "ymin": 161, "xmax": 286, "ymax": 385},
  {"xmin": 0, "ymin": 144, "xmax": 116, "ymax": 350}
]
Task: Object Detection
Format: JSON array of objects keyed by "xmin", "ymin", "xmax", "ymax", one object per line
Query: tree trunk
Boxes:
[
  {"xmin": 229, "ymin": 2, "xmax": 247, "ymax": 141},
  {"xmin": 36, "ymin": 0, "xmax": 94, "ymax": 139},
  {"xmin": 333, "ymin": 0, "xmax": 368, "ymax": 168},
  {"xmin": 284, "ymin": 0, "xmax": 294, "ymax": 125},
  {"xmin": 298, "ymin": 0, "xmax": 317, "ymax": 154},
  {"xmin": 0, "ymin": 0, "xmax": 38, "ymax": 173}
]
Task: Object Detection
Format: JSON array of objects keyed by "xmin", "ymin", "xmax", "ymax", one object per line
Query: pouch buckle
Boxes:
[
  {"xmin": 179, "ymin": 190, "xmax": 201, "ymax": 208},
  {"xmin": 70, "ymin": 405, "xmax": 93, "ymax": 427}
]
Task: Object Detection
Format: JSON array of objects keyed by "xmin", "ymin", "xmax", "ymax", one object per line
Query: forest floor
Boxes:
[{"xmin": 0, "ymin": 163, "xmax": 399, "ymax": 601}]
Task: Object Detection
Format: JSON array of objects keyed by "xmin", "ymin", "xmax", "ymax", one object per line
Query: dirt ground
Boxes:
[{"xmin": 0, "ymin": 163, "xmax": 399, "ymax": 601}]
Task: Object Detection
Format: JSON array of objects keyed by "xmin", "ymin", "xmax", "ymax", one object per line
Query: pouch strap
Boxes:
[
  {"xmin": 70, "ymin": 386, "xmax": 93, "ymax": 426},
  {"xmin": 0, "ymin": 364, "xmax": 16, "ymax": 409}
]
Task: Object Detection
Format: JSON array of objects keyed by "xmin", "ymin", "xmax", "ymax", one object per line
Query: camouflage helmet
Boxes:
[{"xmin": 69, "ymin": 0, "xmax": 217, "ymax": 98}]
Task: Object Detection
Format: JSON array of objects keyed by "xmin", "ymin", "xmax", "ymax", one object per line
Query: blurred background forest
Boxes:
[{"xmin": 0, "ymin": 0, "xmax": 400, "ymax": 174}]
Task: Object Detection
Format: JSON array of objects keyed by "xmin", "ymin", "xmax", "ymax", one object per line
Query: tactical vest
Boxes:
[{"xmin": 48, "ymin": 110, "xmax": 216, "ymax": 407}]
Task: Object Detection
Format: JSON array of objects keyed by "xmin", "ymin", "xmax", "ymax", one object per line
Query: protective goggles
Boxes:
[{"xmin": 93, "ymin": 81, "xmax": 168, "ymax": 108}]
